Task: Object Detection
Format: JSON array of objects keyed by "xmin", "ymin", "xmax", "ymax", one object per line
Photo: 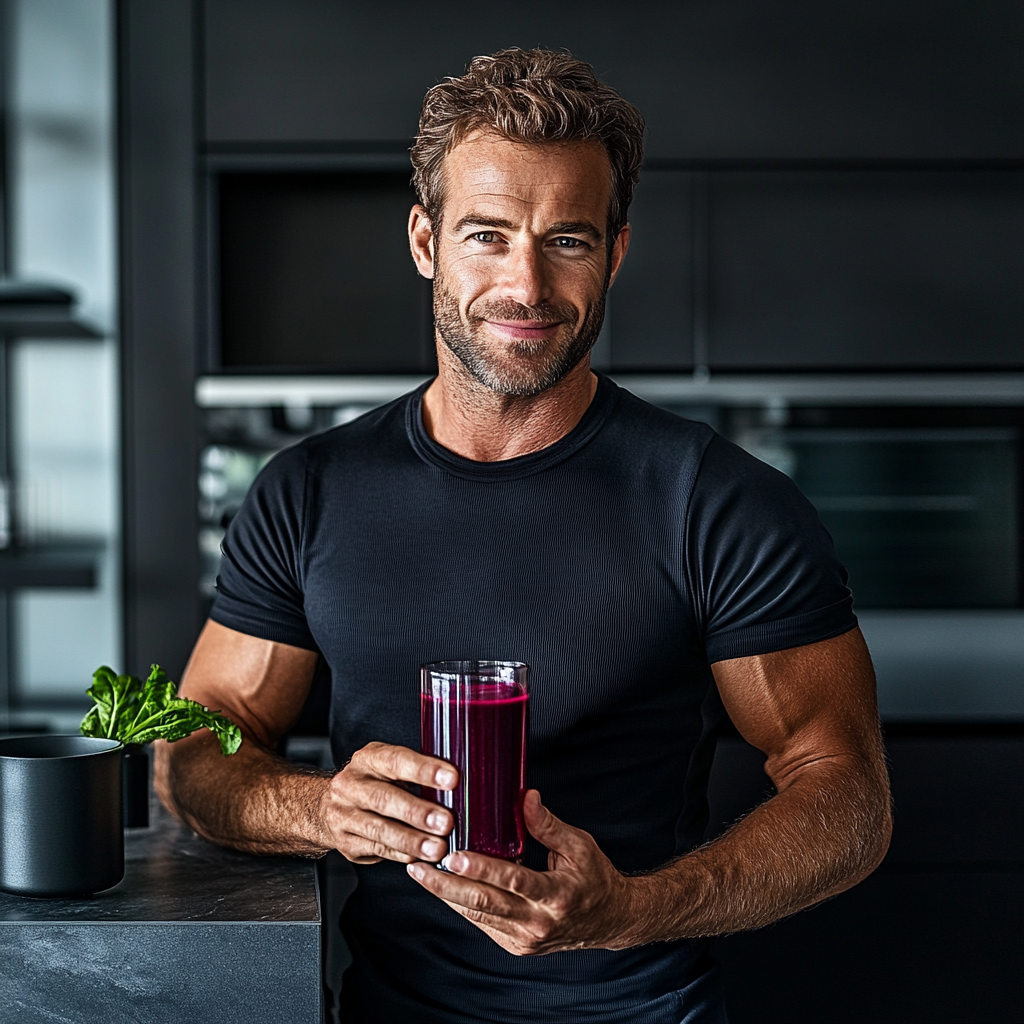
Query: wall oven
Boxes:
[{"xmin": 730, "ymin": 406, "xmax": 1020, "ymax": 610}]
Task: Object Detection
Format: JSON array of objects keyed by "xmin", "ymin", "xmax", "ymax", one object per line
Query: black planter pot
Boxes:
[
  {"xmin": 122, "ymin": 742, "xmax": 150, "ymax": 828},
  {"xmin": 0, "ymin": 735, "xmax": 124, "ymax": 898}
]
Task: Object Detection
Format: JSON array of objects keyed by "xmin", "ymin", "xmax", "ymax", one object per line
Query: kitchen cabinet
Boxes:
[
  {"xmin": 197, "ymin": 1, "xmax": 1024, "ymax": 373},
  {"xmin": 706, "ymin": 172, "xmax": 1024, "ymax": 370},
  {"xmin": 707, "ymin": 728, "xmax": 1024, "ymax": 1023},
  {"xmin": 610, "ymin": 170, "xmax": 693, "ymax": 370},
  {"xmin": 216, "ymin": 171, "xmax": 433, "ymax": 373},
  {"xmin": 718, "ymin": 869, "xmax": 1023, "ymax": 1024},
  {"xmin": 202, "ymin": 0, "xmax": 1024, "ymax": 161}
]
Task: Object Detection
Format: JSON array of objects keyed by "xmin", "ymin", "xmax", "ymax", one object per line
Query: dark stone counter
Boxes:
[{"xmin": 0, "ymin": 797, "xmax": 321, "ymax": 1024}]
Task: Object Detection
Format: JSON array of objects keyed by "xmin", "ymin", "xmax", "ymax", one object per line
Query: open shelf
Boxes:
[
  {"xmin": 0, "ymin": 543, "xmax": 104, "ymax": 590},
  {"xmin": 0, "ymin": 311, "xmax": 104, "ymax": 339}
]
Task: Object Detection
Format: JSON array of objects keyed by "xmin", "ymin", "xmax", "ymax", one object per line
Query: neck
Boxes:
[{"xmin": 420, "ymin": 347, "xmax": 599, "ymax": 462}]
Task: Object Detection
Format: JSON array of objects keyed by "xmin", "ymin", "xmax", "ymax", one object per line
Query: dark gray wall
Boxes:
[{"xmin": 119, "ymin": 0, "xmax": 200, "ymax": 677}]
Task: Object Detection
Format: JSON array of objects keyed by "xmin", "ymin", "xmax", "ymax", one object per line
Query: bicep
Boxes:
[
  {"xmin": 179, "ymin": 620, "xmax": 320, "ymax": 749},
  {"xmin": 710, "ymin": 627, "xmax": 883, "ymax": 792}
]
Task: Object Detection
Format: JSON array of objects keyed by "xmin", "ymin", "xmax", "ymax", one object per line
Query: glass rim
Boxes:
[{"xmin": 421, "ymin": 660, "xmax": 528, "ymax": 674}]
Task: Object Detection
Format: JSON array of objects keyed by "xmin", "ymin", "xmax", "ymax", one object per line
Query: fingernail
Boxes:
[
  {"xmin": 421, "ymin": 838, "xmax": 446, "ymax": 859},
  {"xmin": 407, "ymin": 863, "xmax": 425, "ymax": 881},
  {"xmin": 435, "ymin": 768, "xmax": 456, "ymax": 789},
  {"xmin": 426, "ymin": 811, "xmax": 448, "ymax": 832},
  {"xmin": 448, "ymin": 853, "xmax": 469, "ymax": 873}
]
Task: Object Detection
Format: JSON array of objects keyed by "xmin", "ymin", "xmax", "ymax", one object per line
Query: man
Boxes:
[{"xmin": 157, "ymin": 49, "xmax": 891, "ymax": 1023}]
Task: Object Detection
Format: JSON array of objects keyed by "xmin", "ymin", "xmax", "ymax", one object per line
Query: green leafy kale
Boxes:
[{"xmin": 80, "ymin": 664, "xmax": 242, "ymax": 756}]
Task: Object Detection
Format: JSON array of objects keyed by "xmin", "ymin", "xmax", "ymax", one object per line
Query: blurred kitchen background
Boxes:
[
  {"xmin": 0, "ymin": 0, "xmax": 117, "ymax": 730},
  {"xmin": 0, "ymin": 2, "xmax": 1021, "ymax": 1021}
]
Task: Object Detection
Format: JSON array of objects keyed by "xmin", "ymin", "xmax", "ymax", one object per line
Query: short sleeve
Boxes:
[
  {"xmin": 687, "ymin": 433, "xmax": 857, "ymax": 664},
  {"xmin": 209, "ymin": 443, "xmax": 318, "ymax": 651}
]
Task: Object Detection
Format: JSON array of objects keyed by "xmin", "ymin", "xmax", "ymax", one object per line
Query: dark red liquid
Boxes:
[{"xmin": 421, "ymin": 682, "xmax": 528, "ymax": 860}]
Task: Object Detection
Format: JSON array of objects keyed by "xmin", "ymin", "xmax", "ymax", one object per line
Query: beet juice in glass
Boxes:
[{"xmin": 420, "ymin": 660, "xmax": 529, "ymax": 862}]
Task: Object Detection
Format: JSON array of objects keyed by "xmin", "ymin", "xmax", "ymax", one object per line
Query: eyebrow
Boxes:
[
  {"xmin": 548, "ymin": 220, "xmax": 603, "ymax": 240},
  {"xmin": 451, "ymin": 214, "xmax": 604, "ymax": 240},
  {"xmin": 451, "ymin": 214, "xmax": 518, "ymax": 233}
]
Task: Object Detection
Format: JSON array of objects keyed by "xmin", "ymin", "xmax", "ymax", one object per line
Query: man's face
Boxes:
[{"xmin": 411, "ymin": 134, "xmax": 629, "ymax": 396}]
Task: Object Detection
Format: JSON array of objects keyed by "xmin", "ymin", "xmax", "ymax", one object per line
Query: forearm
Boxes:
[
  {"xmin": 621, "ymin": 755, "xmax": 892, "ymax": 944},
  {"xmin": 154, "ymin": 730, "xmax": 334, "ymax": 857}
]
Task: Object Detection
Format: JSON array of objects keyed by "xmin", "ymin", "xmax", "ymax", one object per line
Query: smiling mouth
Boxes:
[{"xmin": 484, "ymin": 320, "xmax": 562, "ymax": 340}]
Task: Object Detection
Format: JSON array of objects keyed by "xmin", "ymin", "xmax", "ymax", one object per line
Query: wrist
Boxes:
[
  {"xmin": 615, "ymin": 856, "xmax": 711, "ymax": 947},
  {"xmin": 615, "ymin": 872, "xmax": 665, "ymax": 948},
  {"xmin": 289, "ymin": 768, "xmax": 336, "ymax": 856}
]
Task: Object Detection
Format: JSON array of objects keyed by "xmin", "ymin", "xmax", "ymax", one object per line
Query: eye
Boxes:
[
  {"xmin": 553, "ymin": 236, "xmax": 586, "ymax": 249},
  {"xmin": 472, "ymin": 232, "xmax": 498, "ymax": 244}
]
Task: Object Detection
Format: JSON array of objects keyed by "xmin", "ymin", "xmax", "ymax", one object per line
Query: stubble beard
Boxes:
[{"xmin": 432, "ymin": 268, "xmax": 606, "ymax": 398}]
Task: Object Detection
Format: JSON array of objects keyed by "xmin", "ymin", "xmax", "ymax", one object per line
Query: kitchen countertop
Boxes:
[{"xmin": 0, "ymin": 795, "xmax": 322, "ymax": 1024}]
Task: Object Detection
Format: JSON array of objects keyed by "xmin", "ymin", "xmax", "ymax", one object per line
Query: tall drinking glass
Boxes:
[{"xmin": 420, "ymin": 660, "xmax": 529, "ymax": 862}]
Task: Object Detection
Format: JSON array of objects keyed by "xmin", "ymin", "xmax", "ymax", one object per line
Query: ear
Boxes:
[
  {"xmin": 409, "ymin": 204, "xmax": 436, "ymax": 279},
  {"xmin": 607, "ymin": 223, "xmax": 631, "ymax": 289}
]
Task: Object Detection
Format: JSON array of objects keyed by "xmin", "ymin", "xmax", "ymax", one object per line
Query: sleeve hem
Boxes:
[
  {"xmin": 704, "ymin": 597, "xmax": 858, "ymax": 664},
  {"xmin": 209, "ymin": 608, "xmax": 319, "ymax": 653}
]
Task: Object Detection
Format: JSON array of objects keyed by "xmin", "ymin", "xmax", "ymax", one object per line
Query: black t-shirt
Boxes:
[{"xmin": 211, "ymin": 375, "xmax": 856, "ymax": 1024}]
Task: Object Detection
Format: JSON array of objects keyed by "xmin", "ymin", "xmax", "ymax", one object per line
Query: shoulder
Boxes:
[
  {"xmin": 603, "ymin": 383, "xmax": 719, "ymax": 469},
  {"xmin": 611, "ymin": 385, "xmax": 716, "ymax": 441},
  {"xmin": 691, "ymin": 429, "xmax": 817, "ymax": 514}
]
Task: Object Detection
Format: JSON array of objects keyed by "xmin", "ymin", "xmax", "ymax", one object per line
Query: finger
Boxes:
[
  {"xmin": 442, "ymin": 851, "xmax": 549, "ymax": 902},
  {"xmin": 523, "ymin": 790, "xmax": 592, "ymax": 860},
  {"xmin": 340, "ymin": 809, "xmax": 449, "ymax": 862},
  {"xmin": 341, "ymin": 776, "xmax": 453, "ymax": 835},
  {"xmin": 337, "ymin": 831, "xmax": 416, "ymax": 865},
  {"xmin": 353, "ymin": 742, "xmax": 458, "ymax": 790},
  {"xmin": 406, "ymin": 862, "xmax": 522, "ymax": 921}
]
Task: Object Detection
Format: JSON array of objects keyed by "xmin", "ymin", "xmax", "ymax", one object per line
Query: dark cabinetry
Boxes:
[
  {"xmin": 216, "ymin": 171, "xmax": 432, "ymax": 373},
  {"xmin": 719, "ymin": 870, "xmax": 1022, "ymax": 1024},
  {"xmin": 707, "ymin": 730, "xmax": 1024, "ymax": 1023},
  {"xmin": 120, "ymin": 0, "xmax": 201, "ymax": 675},
  {"xmin": 613, "ymin": 169, "xmax": 1024, "ymax": 372},
  {"xmin": 122, "ymin": 0, "xmax": 1024, "ymax": 672},
  {"xmin": 619, "ymin": 169, "xmax": 1024, "ymax": 371},
  {"xmin": 199, "ymin": 1, "xmax": 1024, "ymax": 373},
  {"xmin": 206, "ymin": 164, "xmax": 1024, "ymax": 373},
  {"xmin": 609, "ymin": 171, "xmax": 693, "ymax": 370},
  {"xmin": 202, "ymin": 0, "xmax": 1024, "ymax": 161},
  {"xmin": 707, "ymin": 172, "xmax": 1024, "ymax": 370}
]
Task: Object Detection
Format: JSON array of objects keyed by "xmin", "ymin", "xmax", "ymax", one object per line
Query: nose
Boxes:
[{"xmin": 499, "ymin": 238, "xmax": 553, "ymax": 309}]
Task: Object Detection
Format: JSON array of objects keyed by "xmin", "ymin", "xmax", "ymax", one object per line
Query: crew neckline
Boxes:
[{"xmin": 406, "ymin": 373, "xmax": 619, "ymax": 482}]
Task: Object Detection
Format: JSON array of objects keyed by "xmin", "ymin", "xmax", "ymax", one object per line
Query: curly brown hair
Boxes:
[{"xmin": 411, "ymin": 48, "xmax": 646, "ymax": 236}]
